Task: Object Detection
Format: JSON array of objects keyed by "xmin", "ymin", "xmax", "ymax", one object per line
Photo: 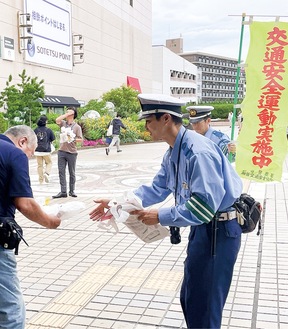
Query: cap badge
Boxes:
[{"xmin": 189, "ymin": 109, "xmax": 197, "ymax": 117}]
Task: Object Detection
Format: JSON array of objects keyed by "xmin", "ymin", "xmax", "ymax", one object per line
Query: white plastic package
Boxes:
[
  {"xmin": 60, "ymin": 126, "xmax": 76, "ymax": 144},
  {"xmin": 42, "ymin": 201, "xmax": 85, "ymax": 221},
  {"xmin": 96, "ymin": 191, "xmax": 169, "ymax": 243}
]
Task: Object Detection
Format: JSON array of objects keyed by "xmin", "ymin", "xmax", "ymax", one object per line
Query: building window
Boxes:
[{"xmin": 130, "ymin": 0, "xmax": 133, "ymax": 6}]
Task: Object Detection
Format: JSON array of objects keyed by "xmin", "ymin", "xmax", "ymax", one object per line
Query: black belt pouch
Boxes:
[{"xmin": 0, "ymin": 217, "xmax": 23, "ymax": 255}]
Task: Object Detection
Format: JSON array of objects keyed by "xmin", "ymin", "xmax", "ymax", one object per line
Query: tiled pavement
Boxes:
[{"xmin": 14, "ymin": 127, "xmax": 288, "ymax": 329}]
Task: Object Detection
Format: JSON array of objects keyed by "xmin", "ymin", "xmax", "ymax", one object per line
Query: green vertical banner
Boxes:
[{"xmin": 236, "ymin": 21, "xmax": 288, "ymax": 182}]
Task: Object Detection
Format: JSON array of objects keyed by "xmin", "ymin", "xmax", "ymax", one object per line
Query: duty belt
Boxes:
[
  {"xmin": 217, "ymin": 210, "xmax": 237, "ymax": 221},
  {"xmin": 211, "ymin": 210, "xmax": 237, "ymax": 257}
]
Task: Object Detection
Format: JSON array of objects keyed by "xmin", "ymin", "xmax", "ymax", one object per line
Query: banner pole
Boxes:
[{"xmin": 229, "ymin": 13, "xmax": 246, "ymax": 162}]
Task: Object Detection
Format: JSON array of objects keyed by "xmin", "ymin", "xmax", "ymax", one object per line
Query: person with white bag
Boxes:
[
  {"xmin": 53, "ymin": 107, "xmax": 83, "ymax": 199},
  {"xmin": 105, "ymin": 113, "xmax": 126, "ymax": 155}
]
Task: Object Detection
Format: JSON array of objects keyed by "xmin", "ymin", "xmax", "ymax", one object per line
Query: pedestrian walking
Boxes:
[
  {"xmin": 228, "ymin": 111, "xmax": 233, "ymax": 127},
  {"xmin": 90, "ymin": 94, "xmax": 243, "ymax": 329},
  {"xmin": 105, "ymin": 113, "xmax": 126, "ymax": 155},
  {"xmin": 34, "ymin": 115, "xmax": 55, "ymax": 184},
  {"xmin": 53, "ymin": 107, "xmax": 83, "ymax": 198},
  {"xmin": 237, "ymin": 110, "xmax": 243, "ymax": 132},
  {"xmin": 0, "ymin": 125, "xmax": 60, "ymax": 329}
]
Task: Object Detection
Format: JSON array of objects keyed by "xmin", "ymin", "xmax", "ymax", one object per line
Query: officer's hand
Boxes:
[
  {"xmin": 89, "ymin": 199, "xmax": 110, "ymax": 221},
  {"xmin": 228, "ymin": 142, "xmax": 236, "ymax": 154},
  {"xmin": 131, "ymin": 209, "xmax": 159, "ymax": 225}
]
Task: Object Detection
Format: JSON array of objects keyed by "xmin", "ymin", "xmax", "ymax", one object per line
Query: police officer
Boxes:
[
  {"xmin": 89, "ymin": 94, "xmax": 243, "ymax": 329},
  {"xmin": 187, "ymin": 105, "xmax": 236, "ymax": 161}
]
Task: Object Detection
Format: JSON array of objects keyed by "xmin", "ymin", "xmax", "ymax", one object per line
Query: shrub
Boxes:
[
  {"xmin": 185, "ymin": 101, "xmax": 237, "ymax": 120},
  {"xmin": 78, "ymin": 115, "xmax": 151, "ymax": 144},
  {"xmin": 0, "ymin": 113, "xmax": 8, "ymax": 133},
  {"xmin": 211, "ymin": 103, "xmax": 234, "ymax": 119},
  {"xmin": 102, "ymin": 85, "xmax": 140, "ymax": 118},
  {"xmin": 119, "ymin": 117, "xmax": 140, "ymax": 143},
  {"xmin": 79, "ymin": 99, "xmax": 107, "ymax": 117},
  {"xmin": 80, "ymin": 116, "xmax": 110, "ymax": 140}
]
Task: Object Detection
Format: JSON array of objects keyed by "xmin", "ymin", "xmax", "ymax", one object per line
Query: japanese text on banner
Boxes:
[{"xmin": 236, "ymin": 21, "xmax": 288, "ymax": 182}]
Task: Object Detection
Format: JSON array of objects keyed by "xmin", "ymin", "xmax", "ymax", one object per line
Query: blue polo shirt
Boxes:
[{"xmin": 0, "ymin": 134, "xmax": 33, "ymax": 218}]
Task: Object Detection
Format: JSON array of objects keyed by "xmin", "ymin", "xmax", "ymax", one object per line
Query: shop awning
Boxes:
[
  {"xmin": 127, "ymin": 76, "xmax": 141, "ymax": 92},
  {"xmin": 38, "ymin": 95, "xmax": 80, "ymax": 107}
]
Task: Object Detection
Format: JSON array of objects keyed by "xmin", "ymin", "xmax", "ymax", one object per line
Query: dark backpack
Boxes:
[
  {"xmin": 234, "ymin": 193, "xmax": 262, "ymax": 235},
  {"xmin": 36, "ymin": 130, "xmax": 48, "ymax": 152}
]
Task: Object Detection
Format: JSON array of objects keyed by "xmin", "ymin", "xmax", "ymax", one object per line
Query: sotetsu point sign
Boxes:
[{"xmin": 23, "ymin": 0, "xmax": 73, "ymax": 71}]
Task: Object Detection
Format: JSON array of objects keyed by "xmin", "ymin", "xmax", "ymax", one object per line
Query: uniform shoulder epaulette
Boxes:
[{"xmin": 212, "ymin": 130, "xmax": 224, "ymax": 139}]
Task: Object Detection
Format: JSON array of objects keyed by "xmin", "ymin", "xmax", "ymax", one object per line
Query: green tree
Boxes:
[
  {"xmin": 101, "ymin": 85, "xmax": 140, "ymax": 118},
  {"xmin": 0, "ymin": 112, "xmax": 8, "ymax": 133},
  {"xmin": 79, "ymin": 98, "xmax": 107, "ymax": 117},
  {"xmin": 0, "ymin": 69, "xmax": 45, "ymax": 126}
]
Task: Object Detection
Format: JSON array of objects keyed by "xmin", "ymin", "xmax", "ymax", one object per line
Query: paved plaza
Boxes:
[{"xmin": 15, "ymin": 126, "xmax": 288, "ymax": 329}]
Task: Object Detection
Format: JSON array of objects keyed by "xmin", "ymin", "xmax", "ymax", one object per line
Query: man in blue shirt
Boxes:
[
  {"xmin": 89, "ymin": 94, "xmax": 243, "ymax": 329},
  {"xmin": 187, "ymin": 105, "xmax": 236, "ymax": 161},
  {"xmin": 0, "ymin": 125, "xmax": 61, "ymax": 329}
]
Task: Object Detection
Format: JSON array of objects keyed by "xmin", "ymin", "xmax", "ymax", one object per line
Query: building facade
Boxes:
[
  {"xmin": 0, "ymin": 0, "xmax": 152, "ymax": 110},
  {"xmin": 180, "ymin": 51, "xmax": 245, "ymax": 103},
  {"xmin": 165, "ymin": 38, "xmax": 183, "ymax": 54},
  {"xmin": 152, "ymin": 46, "xmax": 197, "ymax": 103}
]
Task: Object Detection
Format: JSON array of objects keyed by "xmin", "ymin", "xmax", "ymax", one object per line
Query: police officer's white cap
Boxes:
[
  {"xmin": 186, "ymin": 105, "xmax": 214, "ymax": 123},
  {"xmin": 138, "ymin": 94, "xmax": 186, "ymax": 120}
]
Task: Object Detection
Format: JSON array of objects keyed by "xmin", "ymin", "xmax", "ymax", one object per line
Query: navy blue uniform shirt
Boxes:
[{"xmin": 0, "ymin": 135, "xmax": 33, "ymax": 218}]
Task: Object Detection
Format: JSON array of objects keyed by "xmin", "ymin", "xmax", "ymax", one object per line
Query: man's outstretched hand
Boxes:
[{"xmin": 89, "ymin": 199, "xmax": 110, "ymax": 221}]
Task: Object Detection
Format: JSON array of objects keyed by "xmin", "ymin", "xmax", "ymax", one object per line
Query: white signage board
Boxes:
[
  {"xmin": 23, "ymin": 0, "xmax": 73, "ymax": 71},
  {"xmin": 2, "ymin": 37, "xmax": 15, "ymax": 61}
]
